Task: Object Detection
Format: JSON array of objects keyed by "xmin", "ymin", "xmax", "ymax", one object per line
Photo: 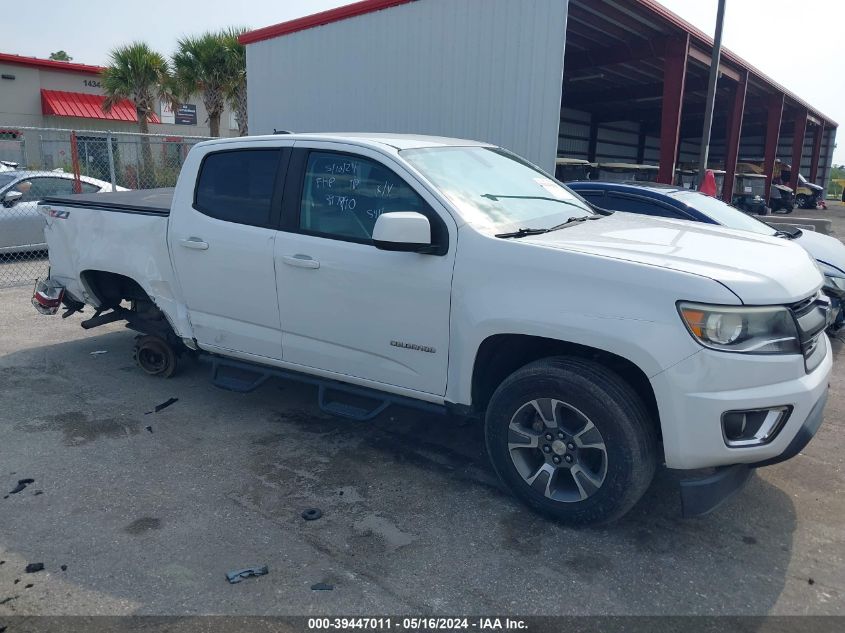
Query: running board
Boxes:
[{"xmin": 205, "ymin": 356, "xmax": 446, "ymax": 421}]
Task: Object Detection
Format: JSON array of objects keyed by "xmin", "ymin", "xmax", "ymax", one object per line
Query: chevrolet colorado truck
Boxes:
[{"xmin": 33, "ymin": 134, "xmax": 832, "ymax": 525}]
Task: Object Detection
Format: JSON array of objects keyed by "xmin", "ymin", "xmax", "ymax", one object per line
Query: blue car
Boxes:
[{"xmin": 567, "ymin": 181, "xmax": 845, "ymax": 332}]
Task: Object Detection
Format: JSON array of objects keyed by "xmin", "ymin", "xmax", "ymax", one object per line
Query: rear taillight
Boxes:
[{"xmin": 32, "ymin": 279, "xmax": 65, "ymax": 315}]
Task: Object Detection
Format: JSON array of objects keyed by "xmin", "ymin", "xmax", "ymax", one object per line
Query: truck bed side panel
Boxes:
[{"xmin": 41, "ymin": 201, "xmax": 191, "ymax": 339}]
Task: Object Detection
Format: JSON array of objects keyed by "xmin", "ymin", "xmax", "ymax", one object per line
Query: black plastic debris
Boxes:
[
  {"xmin": 33, "ymin": 490, "xmax": 43, "ymax": 496},
  {"xmin": 24, "ymin": 583, "xmax": 33, "ymax": 589},
  {"xmin": 226, "ymin": 565, "xmax": 268, "ymax": 584},
  {"xmin": 145, "ymin": 426, "xmax": 153, "ymax": 433},
  {"xmin": 311, "ymin": 582, "xmax": 334, "ymax": 591},
  {"xmin": 25, "ymin": 563, "xmax": 44, "ymax": 573},
  {"xmin": 301, "ymin": 508, "xmax": 322, "ymax": 521},
  {"xmin": 9, "ymin": 478, "xmax": 35, "ymax": 494},
  {"xmin": 60, "ymin": 565, "xmax": 68, "ymax": 572},
  {"xmin": 146, "ymin": 398, "xmax": 179, "ymax": 415}
]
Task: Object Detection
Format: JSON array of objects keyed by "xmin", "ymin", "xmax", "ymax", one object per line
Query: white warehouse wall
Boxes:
[{"xmin": 246, "ymin": 0, "xmax": 569, "ymax": 171}]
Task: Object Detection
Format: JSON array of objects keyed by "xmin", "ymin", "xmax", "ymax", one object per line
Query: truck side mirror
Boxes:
[
  {"xmin": 2, "ymin": 190, "xmax": 23, "ymax": 207},
  {"xmin": 372, "ymin": 212, "xmax": 432, "ymax": 253}
]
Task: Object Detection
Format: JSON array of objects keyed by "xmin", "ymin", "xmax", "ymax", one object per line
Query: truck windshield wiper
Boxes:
[
  {"xmin": 494, "ymin": 227, "xmax": 553, "ymax": 239},
  {"xmin": 495, "ymin": 216, "xmax": 599, "ymax": 239}
]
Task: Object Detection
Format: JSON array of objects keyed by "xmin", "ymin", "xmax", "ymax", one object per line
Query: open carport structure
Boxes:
[{"xmin": 241, "ymin": 0, "xmax": 837, "ymax": 199}]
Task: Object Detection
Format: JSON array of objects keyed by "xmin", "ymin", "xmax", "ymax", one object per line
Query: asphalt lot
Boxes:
[{"xmin": 1, "ymin": 204, "xmax": 844, "ymax": 616}]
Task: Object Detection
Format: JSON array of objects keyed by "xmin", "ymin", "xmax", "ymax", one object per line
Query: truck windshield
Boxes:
[
  {"xmin": 668, "ymin": 190, "xmax": 776, "ymax": 236},
  {"xmin": 401, "ymin": 146, "xmax": 595, "ymax": 231}
]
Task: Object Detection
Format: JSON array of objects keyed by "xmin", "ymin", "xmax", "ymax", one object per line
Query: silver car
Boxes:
[{"xmin": 0, "ymin": 171, "xmax": 127, "ymax": 254}]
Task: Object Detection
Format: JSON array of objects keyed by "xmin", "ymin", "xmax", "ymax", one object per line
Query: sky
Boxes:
[{"xmin": 6, "ymin": 0, "xmax": 843, "ymax": 164}]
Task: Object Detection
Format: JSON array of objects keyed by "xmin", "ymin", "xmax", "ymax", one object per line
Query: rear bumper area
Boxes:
[{"xmin": 678, "ymin": 388, "xmax": 828, "ymax": 517}]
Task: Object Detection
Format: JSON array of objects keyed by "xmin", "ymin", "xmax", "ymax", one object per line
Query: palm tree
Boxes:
[
  {"xmin": 101, "ymin": 43, "xmax": 171, "ymax": 185},
  {"xmin": 221, "ymin": 28, "xmax": 248, "ymax": 136},
  {"xmin": 171, "ymin": 32, "xmax": 230, "ymax": 137}
]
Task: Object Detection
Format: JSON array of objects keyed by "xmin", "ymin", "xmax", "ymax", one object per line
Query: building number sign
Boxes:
[{"xmin": 83, "ymin": 79, "xmax": 101, "ymax": 88}]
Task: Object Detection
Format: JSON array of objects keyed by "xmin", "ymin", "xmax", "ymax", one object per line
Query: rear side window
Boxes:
[
  {"xmin": 195, "ymin": 149, "xmax": 279, "ymax": 226},
  {"xmin": 606, "ymin": 193, "xmax": 687, "ymax": 219},
  {"xmin": 299, "ymin": 151, "xmax": 429, "ymax": 241}
]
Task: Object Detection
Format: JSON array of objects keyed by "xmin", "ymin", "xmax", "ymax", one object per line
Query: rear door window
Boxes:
[
  {"xmin": 194, "ymin": 149, "xmax": 281, "ymax": 227},
  {"xmin": 606, "ymin": 193, "xmax": 688, "ymax": 219}
]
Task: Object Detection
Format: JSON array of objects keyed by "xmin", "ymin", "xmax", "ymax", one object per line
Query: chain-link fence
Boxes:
[{"xmin": 0, "ymin": 126, "xmax": 211, "ymax": 289}]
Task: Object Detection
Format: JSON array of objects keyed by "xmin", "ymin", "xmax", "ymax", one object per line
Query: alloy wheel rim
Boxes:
[{"xmin": 507, "ymin": 398, "xmax": 608, "ymax": 502}]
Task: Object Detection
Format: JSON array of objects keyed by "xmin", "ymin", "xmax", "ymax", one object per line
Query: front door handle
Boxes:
[
  {"xmin": 180, "ymin": 238, "xmax": 209, "ymax": 250},
  {"xmin": 282, "ymin": 254, "xmax": 320, "ymax": 269}
]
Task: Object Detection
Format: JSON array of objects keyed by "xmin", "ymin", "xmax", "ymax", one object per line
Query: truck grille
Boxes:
[{"xmin": 790, "ymin": 292, "xmax": 831, "ymax": 372}]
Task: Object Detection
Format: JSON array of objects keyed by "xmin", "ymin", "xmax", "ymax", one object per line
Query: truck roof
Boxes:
[{"xmin": 197, "ymin": 132, "xmax": 495, "ymax": 151}]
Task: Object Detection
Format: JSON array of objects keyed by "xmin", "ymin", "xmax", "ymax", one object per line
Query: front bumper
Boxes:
[
  {"xmin": 652, "ymin": 334, "xmax": 832, "ymax": 470},
  {"xmin": 678, "ymin": 388, "xmax": 827, "ymax": 516}
]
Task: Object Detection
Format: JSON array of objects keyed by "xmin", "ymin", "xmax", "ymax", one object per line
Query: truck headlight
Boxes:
[
  {"xmin": 678, "ymin": 303, "xmax": 800, "ymax": 354},
  {"xmin": 823, "ymin": 274, "xmax": 845, "ymax": 297}
]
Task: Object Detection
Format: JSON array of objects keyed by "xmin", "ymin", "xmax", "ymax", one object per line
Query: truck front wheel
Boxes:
[{"xmin": 485, "ymin": 357, "xmax": 658, "ymax": 525}]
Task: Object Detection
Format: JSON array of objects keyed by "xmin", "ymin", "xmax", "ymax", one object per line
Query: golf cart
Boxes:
[
  {"xmin": 554, "ymin": 158, "xmax": 594, "ymax": 182},
  {"xmin": 595, "ymin": 162, "xmax": 659, "ymax": 183},
  {"xmin": 732, "ymin": 172, "xmax": 769, "ymax": 215}
]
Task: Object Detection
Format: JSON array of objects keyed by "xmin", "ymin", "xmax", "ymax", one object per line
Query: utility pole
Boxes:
[{"xmin": 697, "ymin": 0, "xmax": 727, "ymax": 185}]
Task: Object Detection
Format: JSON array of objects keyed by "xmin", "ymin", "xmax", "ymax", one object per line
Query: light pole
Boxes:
[{"xmin": 697, "ymin": 0, "xmax": 727, "ymax": 186}]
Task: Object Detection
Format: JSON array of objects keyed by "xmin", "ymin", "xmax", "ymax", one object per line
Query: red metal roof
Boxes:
[
  {"xmin": 239, "ymin": 0, "xmax": 415, "ymax": 44},
  {"xmin": 41, "ymin": 90, "xmax": 161, "ymax": 123},
  {"xmin": 0, "ymin": 52, "xmax": 104, "ymax": 75}
]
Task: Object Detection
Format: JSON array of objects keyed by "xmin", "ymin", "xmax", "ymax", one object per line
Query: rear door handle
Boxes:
[
  {"xmin": 282, "ymin": 254, "xmax": 320, "ymax": 269},
  {"xmin": 179, "ymin": 238, "xmax": 209, "ymax": 250}
]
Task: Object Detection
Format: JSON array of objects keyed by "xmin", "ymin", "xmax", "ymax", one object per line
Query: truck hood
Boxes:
[{"xmin": 522, "ymin": 212, "xmax": 822, "ymax": 304}]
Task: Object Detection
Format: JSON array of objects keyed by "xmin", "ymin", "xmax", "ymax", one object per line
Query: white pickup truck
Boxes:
[{"xmin": 34, "ymin": 133, "xmax": 832, "ymax": 525}]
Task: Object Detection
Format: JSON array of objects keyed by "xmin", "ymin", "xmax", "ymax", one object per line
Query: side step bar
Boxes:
[{"xmin": 205, "ymin": 356, "xmax": 446, "ymax": 422}]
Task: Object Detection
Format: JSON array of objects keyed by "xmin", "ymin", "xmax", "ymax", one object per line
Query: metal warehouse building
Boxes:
[{"xmin": 240, "ymin": 0, "xmax": 837, "ymax": 201}]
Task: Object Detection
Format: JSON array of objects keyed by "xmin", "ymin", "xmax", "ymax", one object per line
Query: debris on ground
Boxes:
[
  {"xmin": 145, "ymin": 426, "xmax": 153, "ymax": 433},
  {"xmin": 60, "ymin": 564, "xmax": 68, "ymax": 572},
  {"xmin": 225, "ymin": 565, "xmax": 269, "ymax": 584},
  {"xmin": 808, "ymin": 578, "xmax": 815, "ymax": 585},
  {"xmin": 0, "ymin": 597, "xmax": 15, "ymax": 606},
  {"xmin": 9, "ymin": 478, "xmax": 35, "ymax": 494},
  {"xmin": 24, "ymin": 563, "xmax": 44, "ymax": 573},
  {"xmin": 311, "ymin": 582, "xmax": 334, "ymax": 591},
  {"xmin": 33, "ymin": 490, "xmax": 43, "ymax": 496},
  {"xmin": 146, "ymin": 398, "xmax": 179, "ymax": 415},
  {"xmin": 89, "ymin": 350, "xmax": 108, "ymax": 356},
  {"xmin": 301, "ymin": 508, "xmax": 323, "ymax": 521},
  {"xmin": 24, "ymin": 583, "xmax": 33, "ymax": 589}
]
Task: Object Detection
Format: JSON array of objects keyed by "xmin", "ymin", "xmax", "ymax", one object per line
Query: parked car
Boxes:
[
  {"xmin": 568, "ymin": 180, "xmax": 845, "ymax": 331},
  {"xmin": 33, "ymin": 134, "xmax": 831, "ymax": 525},
  {"xmin": 0, "ymin": 170, "xmax": 125, "ymax": 254},
  {"xmin": 0, "ymin": 160, "xmax": 19, "ymax": 172}
]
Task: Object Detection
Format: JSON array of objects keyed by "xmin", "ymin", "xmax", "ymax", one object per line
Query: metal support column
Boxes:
[
  {"xmin": 657, "ymin": 35, "xmax": 689, "ymax": 184},
  {"xmin": 762, "ymin": 93, "xmax": 784, "ymax": 202},
  {"xmin": 721, "ymin": 71, "xmax": 747, "ymax": 202},
  {"xmin": 587, "ymin": 118, "xmax": 598, "ymax": 163},
  {"xmin": 809, "ymin": 123, "xmax": 824, "ymax": 184},
  {"xmin": 696, "ymin": 0, "xmax": 727, "ymax": 184},
  {"xmin": 789, "ymin": 108, "xmax": 807, "ymax": 192}
]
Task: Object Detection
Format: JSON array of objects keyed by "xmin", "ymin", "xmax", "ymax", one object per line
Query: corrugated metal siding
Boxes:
[{"xmin": 246, "ymin": 0, "xmax": 569, "ymax": 171}]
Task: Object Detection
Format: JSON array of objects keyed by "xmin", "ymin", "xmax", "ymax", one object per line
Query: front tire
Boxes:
[
  {"xmin": 485, "ymin": 357, "xmax": 658, "ymax": 525},
  {"xmin": 796, "ymin": 194, "xmax": 810, "ymax": 209}
]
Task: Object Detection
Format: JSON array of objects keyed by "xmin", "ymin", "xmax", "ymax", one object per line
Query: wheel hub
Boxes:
[{"xmin": 551, "ymin": 439, "xmax": 567, "ymax": 455}]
